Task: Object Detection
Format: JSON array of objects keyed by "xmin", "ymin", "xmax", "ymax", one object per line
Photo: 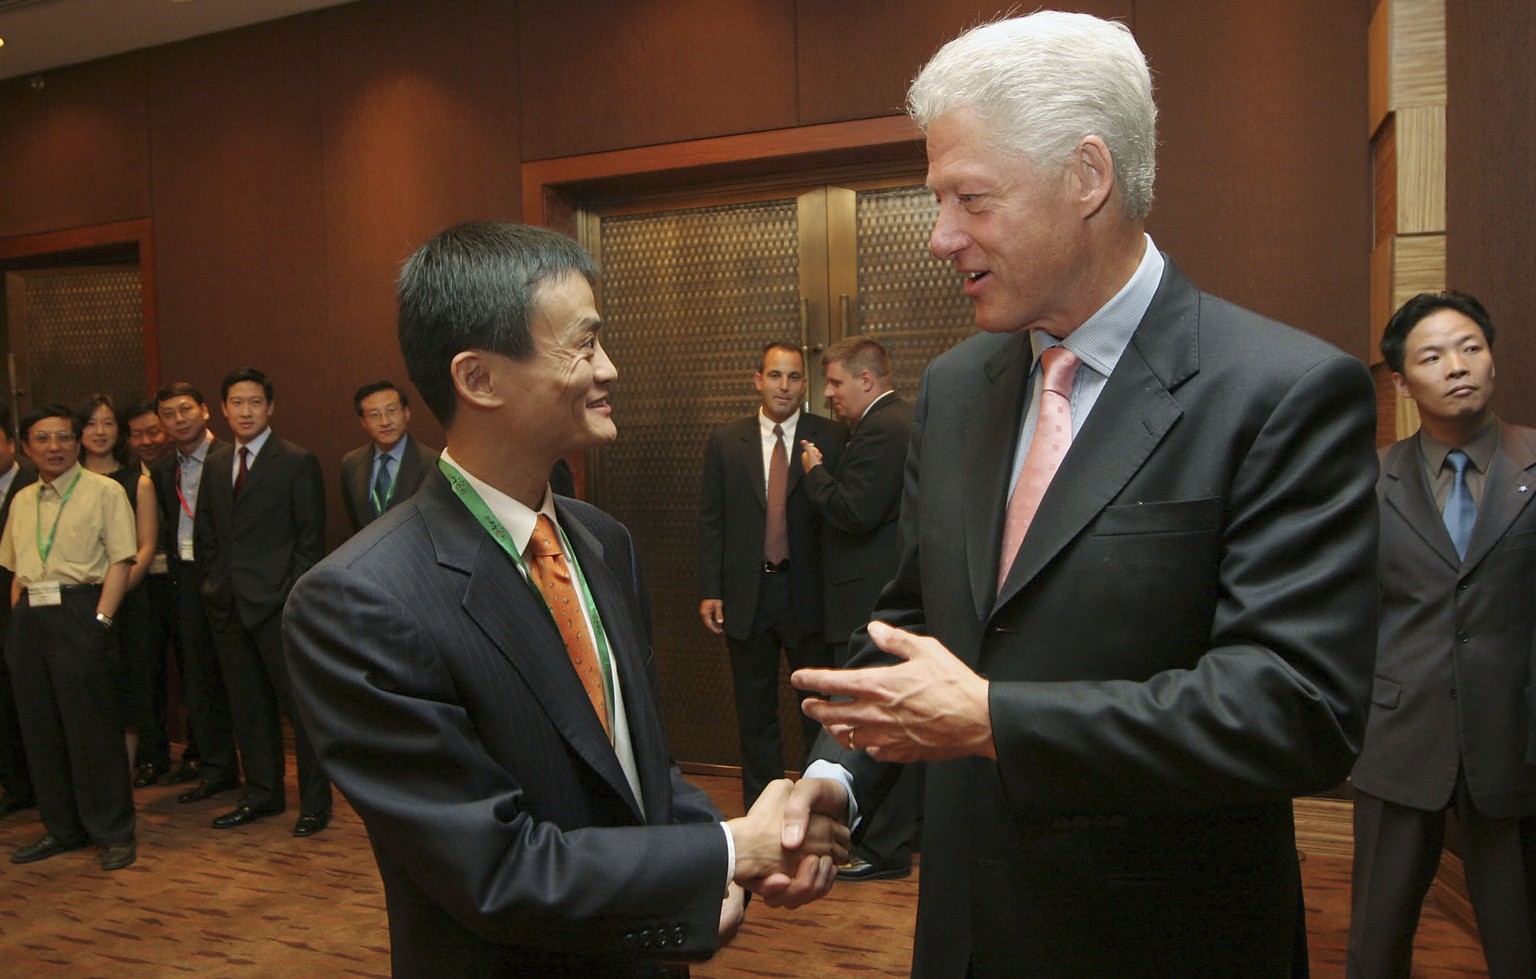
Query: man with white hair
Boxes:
[{"xmin": 775, "ymin": 11, "xmax": 1379, "ymax": 975}]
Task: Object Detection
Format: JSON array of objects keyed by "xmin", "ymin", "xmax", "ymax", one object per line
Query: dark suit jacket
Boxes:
[
  {"xmin": 339, "ymin": 434, "xmax": 438, "ymax": 534},
  {"xmin": 197, "ymin": 434, "xmax": 326, "ymax": 631},
  {"xmin": 698, "ymin": 412, "xmax": 845, "ymax": 642},
  {"xmin": 817, "ymin": 260, "xmax": 1379, "ymax": 977},
  {"xmin": 283, "ymin": 471, "xmax": 727, "ymax": 977},
  {"xmin": 0, "ymin": 464, "xmax": 38, "ymax": 634},
  {"xmin": 802, "ymin": 393, "xmax": 913, "ymax": 645},
  {"xmin": 1350, "ymin": 422, "xmax": 1536, "ymax": 818}
]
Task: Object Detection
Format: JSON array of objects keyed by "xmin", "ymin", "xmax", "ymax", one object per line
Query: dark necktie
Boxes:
[
  {"xmin": 998, "ymin": 347, "xmax": 1081, "ymax": 593},
  {"xmin": 525, "ymin": 514, "xmax": 611, "ymax": 741},
  {"xmin": 764, "ymin": 424, "xmax": 789, "ymax": 565},
  {"xmin": 1443, "ymin": 449, "xmax": 1476, "ymax": 560},
  {"xmin": 373, "ymin": 455, "xmax": 393, "ymax": 516},
  {"xmin": 234, "ymin": 446, "xmax": 250, "ymax": 499}
]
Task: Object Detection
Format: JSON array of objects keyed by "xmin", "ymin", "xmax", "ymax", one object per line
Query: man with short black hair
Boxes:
[
  {"xmin": 1348, "ymin": 291, "xmax": 1536, "ymax": 979},
  {"xmin": 198, "ymin": 368, "xmax": 331, "ymax": 837},
  {"xmin": 0, "ymin": 405, "xmax": 138, "ymax": 870},
  {"xmin": 339, "ymin": 380, "xmax": 437, "ymax": 534},
  {"xmin": 125, "ymin": 401, "xmax": 172, "ymax": 469}
]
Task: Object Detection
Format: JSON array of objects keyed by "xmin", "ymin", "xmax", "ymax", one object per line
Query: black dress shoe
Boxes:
[
  {"xmin": 292, "ymin": 811, "xmax": 330, "ymax": 837},
  {"xmin": 177, "ymin": 777, "xmax": 240, "ymax": 804},
  {"xmin": 132, "ymin": 762, "xmax": 165, "ymax": 789},
  {"xmin": 161, "ymin": 760, "xmax": 201, "ymax": 785},
  {"xmin": 11, "ymin": 834, "xmax": 89, "ymax": 865},
  {"xmin": 100, "ymin": 840, "xmax": 137, "ymax": 871},
  {"xmin": 0, "ymin": 795, "xmax": 36, "ymax": 819},
  {"xmin": 211, "ymin": 803, "xmax": 284, "ymax": 829},
  {"xmin": 835, "ymin": 857, "xmax": 912, "ymax": 882}
]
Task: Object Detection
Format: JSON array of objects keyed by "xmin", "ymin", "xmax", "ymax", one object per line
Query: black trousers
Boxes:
[
  {"xmin": 210, "ymin": 609, "xmax": 331, "ymax": 815},
  {"xmin": 726, "ymin": 569, "xmax": 829, "ymax": 808},
  {"xmin": 5, "ymin": 588, "xmax": 135, "ymax": 846},
  {"xmin": 0, "ymin": 617, "xmax": 34, "ymax": 806},
  {"xmin": 1349, "ymin": 784, "xmax": 1535, "ymax": 978},
  {"xmin": 117, "ymin": 575, "xmax": 175, "ymax": 770},
  {"xmin": 173, "ymin": 561, "xmax": 236, "ymax": 780}
]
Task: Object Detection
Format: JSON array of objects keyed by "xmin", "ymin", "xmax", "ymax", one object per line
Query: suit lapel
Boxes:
[
  {"xmin": 1462, "ymin": 423, "xmax": 1536, "ymax": 569},
  {"xmin": 395, "ymin": 437, "xmax": 423, "ymax": 500},
  {"xmin": 742, "ymin": 421, "xmax": 767, "ymax": 509},
  {"xmin": 425, "ymin": 476, "xmax": 639, "ymax": 819},
  {"xmin": 350, "ymin": 448, "xmax": 375, "ymax": 517},
  {"xmin": 236, "ymin": 434, "xmax": 281, "ymax": 503},
  {"xmin": 1381, "ymin": 438, "xmax": 1463, "ymax": 570},
  {"xmin": 964, "ymin": 334, "xmax": 1030, "ymax": 622},
  {"xmin": 993, "ymin": 264, "xmax": 1194, "ymax": 614}
]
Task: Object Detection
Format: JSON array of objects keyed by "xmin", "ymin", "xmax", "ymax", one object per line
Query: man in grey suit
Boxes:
[
  {"xmin": 339, "ymin": 380, "xmax": 437, "ymax": 534},
  {"xmin": 800, "ymin": 335, "xmax": 919, "ymax": 882},
  {"xmin": 773, "ymin": 12, "xmax": 1379, "ymax": 975},
  {"xmin": 1347, "ymin": 291, "xmax": 1536, "ymax": 979},
  {"xmin": 699, "ymin": 343, "xmax": 844, "ymax": 808},
  {"xmin": 283, "ymin": 222, "xmax": 845, "ymax": 977},
  {"xmin": 197, "ymin": 368, "xmax": 332, "ymax": 837}
]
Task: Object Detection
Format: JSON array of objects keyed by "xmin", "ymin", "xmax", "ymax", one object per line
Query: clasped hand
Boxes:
[{"xmin": 727, "ymin": 778, "xmax": 849, "ymax": 909}]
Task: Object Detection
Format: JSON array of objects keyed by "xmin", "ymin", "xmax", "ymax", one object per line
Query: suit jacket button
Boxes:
[{"xmin": 1457, "ymin": 631, "xmax": 1470, "ymax": 643}]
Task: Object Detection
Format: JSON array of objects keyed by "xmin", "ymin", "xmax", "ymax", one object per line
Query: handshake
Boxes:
[{"xmin": 726, "ymin": 777, "xmax": 851, "ymax": 909}]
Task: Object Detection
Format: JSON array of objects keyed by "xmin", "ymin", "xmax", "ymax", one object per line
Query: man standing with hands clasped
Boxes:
[
  {"xmin": 774, "ymin": 12, "xmax": 1379, "ymax": 976},
  {"xmin": 1347, "ymin": 292, "xmax": 1536, "ymax": 979}
]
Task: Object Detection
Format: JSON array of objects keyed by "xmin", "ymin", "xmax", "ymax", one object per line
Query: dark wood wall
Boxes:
[
  {"xmin": 1447, "ymin": 0, "xmax": 1535, "ymax": 428},
  {"xmin": 1, "ymin": 0, "xmax": 1372, "ymax": 545}
]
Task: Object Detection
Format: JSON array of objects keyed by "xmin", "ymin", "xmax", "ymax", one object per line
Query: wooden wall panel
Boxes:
[
  {"xmin": 1447, "ymin": 0, "xmax": 1536, "ymax": 427},
  {"xmin": 311, "ymin": 0, "xmax": 522, "ymax": 513},
  {"xmin": 0, "ymin": 53, "xmax": 151, "ymax": 239},
  {"xmin": 1137, "ymin": 1, "xmax": 1373, "ymax": 359},
  {"xmin": 795, "ymin": 1, "xmax": 1134, "ymax": 127},
  {"xmin": 147, "ymin": 17, "xmax": 330, "ymax": 459},
  {"xmin": 518, "ymin": 0, "xmax": 798, "ymax": 161}
]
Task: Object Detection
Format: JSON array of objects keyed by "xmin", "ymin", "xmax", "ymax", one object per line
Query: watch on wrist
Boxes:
[{"xmin": 95, "ymin": 611, "xmax": 114, "ymax": 629}]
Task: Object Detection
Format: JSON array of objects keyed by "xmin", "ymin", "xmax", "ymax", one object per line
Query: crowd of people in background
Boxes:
[{"xmin": 0, "ymin": 372, "xmax": 433, "ymax": 871}]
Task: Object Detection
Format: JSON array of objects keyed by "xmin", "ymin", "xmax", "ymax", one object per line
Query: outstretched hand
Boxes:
[
  {"xmin": 794, "ymin": 620, "xmax": 995, "ymax": 763},
  {"xmin": 726, "ymin": 778, "xmax": 849, "ymax": 910}
]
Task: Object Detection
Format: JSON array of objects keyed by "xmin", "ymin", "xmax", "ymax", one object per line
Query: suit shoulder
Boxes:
[
  {"xmin": 341, "ymin": 443, "xmax": 372, "ymax": 470},
  {"xmin": 707, "ymin": 415, "xmax": 757, "ymax": 441}
]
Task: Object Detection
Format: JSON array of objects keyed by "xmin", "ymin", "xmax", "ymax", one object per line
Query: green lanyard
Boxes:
[
  {"xmin": 438, "ymin": 459, "xmax": 616, "ymax": 730},
  {"xmin": 36, "ymin": 468, "xmax": 84, "ymax": 571}
]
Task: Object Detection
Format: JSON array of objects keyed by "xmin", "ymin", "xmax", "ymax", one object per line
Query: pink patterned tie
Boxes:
[{"xmin": 997, "ymin": 347, "xmax": 1081, "ymax": 593}]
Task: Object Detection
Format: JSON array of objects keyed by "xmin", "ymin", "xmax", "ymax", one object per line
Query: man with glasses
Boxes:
[
  {"xmin": 340, "ymin": 380, "xmax": 437, "ymax": 535},
  {"xmin": 0, "ymin": 405, "xmax": 138, "ymax": 871}
]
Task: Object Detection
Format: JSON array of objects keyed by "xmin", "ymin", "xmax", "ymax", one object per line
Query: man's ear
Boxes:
[
  {"xmin": 1073, "ymin": 135, "xmax": 1116, "ymax": 219},
  {"xmin": 450, "ymin": 350, "xmax": 505, "ymax": 410}
]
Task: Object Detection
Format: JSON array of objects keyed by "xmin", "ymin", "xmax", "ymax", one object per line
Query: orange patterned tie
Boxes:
[
  {"xmin": 525, "ymin": 514, "xmax": 611, "ymax": 741},
  {"xmin": 997, "ymin": 346, "xmax": 1081, "ymax": 593}
]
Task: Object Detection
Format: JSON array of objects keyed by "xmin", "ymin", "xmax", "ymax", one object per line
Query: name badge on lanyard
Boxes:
[{"xmin": 27, "ymin": 581, "xmax": 62, "ymax": 607}]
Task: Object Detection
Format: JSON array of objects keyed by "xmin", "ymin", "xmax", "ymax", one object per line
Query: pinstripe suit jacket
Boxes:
[{"xmin": 283, "ymin": 469, "xmax": 726, "ymax": 977}]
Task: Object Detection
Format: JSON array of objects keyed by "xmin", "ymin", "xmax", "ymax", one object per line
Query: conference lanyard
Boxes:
[
  {"xmin": 438, "ymin": 459, "xmax": 616, "ymax": 725},
  {"xmin": 36, "ymin": 469, "xmax": 84, "ymax": 570}
]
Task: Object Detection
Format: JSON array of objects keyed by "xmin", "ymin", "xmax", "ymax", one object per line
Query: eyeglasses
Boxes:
[
  {"xmin": 363, "ymin": 405, "xmax": 404, "ymax": 423},
  {"xmin": 28, "ymin": 431, "xmax": 77, "ymax": 446}
]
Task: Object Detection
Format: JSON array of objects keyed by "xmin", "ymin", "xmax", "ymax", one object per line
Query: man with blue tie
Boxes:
[
  {"xmin": 1348, "ymin": 291, "xmax": 1536, "ymax": 979},
  {"xmin": 339, "ymin": 381, "xmax": 438, "ymax": 535}
]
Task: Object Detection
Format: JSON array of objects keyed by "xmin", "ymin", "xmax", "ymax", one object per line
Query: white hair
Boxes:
[{"xmin": 907, "ymin": 10, "xmax": 1158, "ymax": 221}]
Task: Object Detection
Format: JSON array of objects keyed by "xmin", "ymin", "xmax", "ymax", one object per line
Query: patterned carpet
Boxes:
[{"xmin": 0, "ymin": 766, "xmax": 1487, "ymax": 977}]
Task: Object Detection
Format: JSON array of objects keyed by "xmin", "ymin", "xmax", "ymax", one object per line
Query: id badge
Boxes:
[
  {"xmin": 151, "ymin": 552, "xmax": 170, "ymax": 576},
  {"xmin": 27, "ymin": 581, "xmax": 62, "ymax": 607},
  {"xmin": 179, "ymin": 538, "xmax": 195, "ymax": 561}
]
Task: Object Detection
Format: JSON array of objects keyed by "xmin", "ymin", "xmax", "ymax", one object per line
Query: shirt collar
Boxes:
[
  {"xmin": 759, "ymin": 409, "xmax": 800, "ymax": 438},
  {"xmin": 39, "ymin": 461, "xmax": 83, "ymax": 493},
  {"xmin": 858, "ymin": 389, "xmax": 896, "ymax": 425},
  {"xmin": 236, "ymin": 427, "xmax": 272, "ymax": 458},
  {"xmin": 375, "ymin": 435, "xmax": 407, "ymax": 464},
  {"xmin": 181, "ymin": 430, "xmax": 214, "ymax": 465},
  {"xmin": 1418, "ymin": 416, "xmax": 1500, "ymax": 474},
  {"xmin": 1031, "ymin": 234, "xmax": 1163, "ymax": 375},
  {"xmin": 438, "ymin": 448, "xmax": 554, "ymax": 558}
]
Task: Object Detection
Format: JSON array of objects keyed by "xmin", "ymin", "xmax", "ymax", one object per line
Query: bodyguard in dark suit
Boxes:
[
  {"xmin": 197, "ymin": 368, "xmax": 331, "ymax": 836},
  {"xmin": 152, "ymin": 383, "xmax": 240, "ymax": 798},
  {"xmin": 800, "ymin": 336, "xmax": 920, "ymax": 883},
  {"xmin": 699, "ymin": 343, "xmax": 844, "ymax": 807},
  {"xmin": 1348, "ymin": 292, "xmax": 1536, "ymax": 979},
  {"xmin": 283, "ymin": 222, "xmax": 846, "ymax": 977},
  {"xmin": 338, "ymin": 380, "xmax": 437, "ymax": 534},
  {"xmin": 777, "ymin": 14, "xmax": 1379, "ymax": 975},
  {"xmin": 0, "ymin": 408, "xmax": 37, "ymax": 817}
]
